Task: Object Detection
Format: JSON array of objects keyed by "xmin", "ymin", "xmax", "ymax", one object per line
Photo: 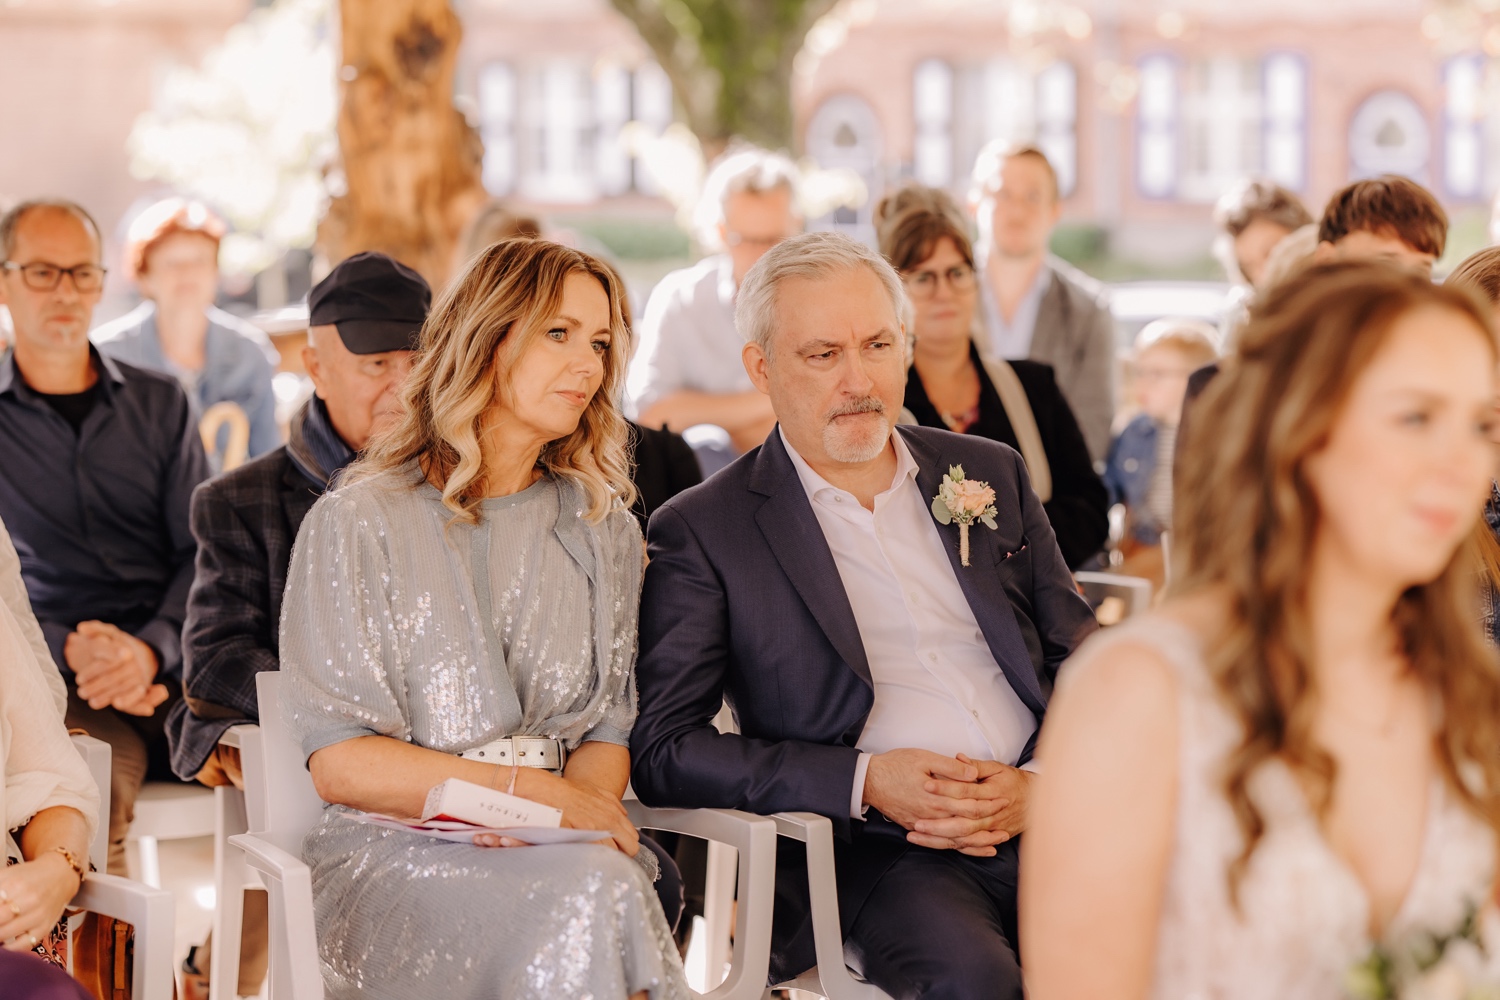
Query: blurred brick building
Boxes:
[
  {"xmin": 0, "ymin": 0, "xmax": 1489, "ymax": 278},
  {"xmin": 457, "ymin": 0, "xmax": 1487, "ymax": 262}
]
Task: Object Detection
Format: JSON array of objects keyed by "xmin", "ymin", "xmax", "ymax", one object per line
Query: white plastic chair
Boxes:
[
  {"xmin": 127, "ymin": 780, "xmax": 217, "ymax": 888},
  {"xmin": 71, "ymin": 733, "xmax": 111, "ymax": 870},
  {"xmin": 1074, "ymin": 570, "xmax": 1153, "ymax": 622},
  {"xmin": 769, "ymin": 813, "xmax": 892, "ymax": 1000},
  {"xmin": 209, "ymin": 725, "xmax": 261, "ymax": 1000},
  {"xmin": 233, "ymin": 671, "xmax": 779, "ymax": 1000},
  {"xmin": 228, "ymin": 674, "xmax": 325, "ymax": 1000},
  {"xmin": 68, "ymin": 733, "xmax": 178, "ymax": 999}
]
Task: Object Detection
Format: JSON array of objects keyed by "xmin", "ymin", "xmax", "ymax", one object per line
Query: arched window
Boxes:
[
  {"xmin": 1349, "ymin": 89, "xmax": 1431, "ymax": 182},
  {"xmin": 806, "ymin": 94, "xmax": 884, "ymax": 242}
]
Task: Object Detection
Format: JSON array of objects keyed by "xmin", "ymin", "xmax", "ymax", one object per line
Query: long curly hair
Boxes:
[
  {"xmin": 1172, "ymin": 260, "xmax": 1500, "ymax": 899},
  {"xmin": 350, "ymin": 238, "xmax": 636, "ymax": 524}
]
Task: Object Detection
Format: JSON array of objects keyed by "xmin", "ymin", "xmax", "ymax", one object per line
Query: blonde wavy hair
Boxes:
[
  {"xmin": 351, "ymin": 238, "xmax": 636, "ymax": 524},
  {"xmin": 1173, "ymin": 260, "xmax": 1500, "ymax": 900}
]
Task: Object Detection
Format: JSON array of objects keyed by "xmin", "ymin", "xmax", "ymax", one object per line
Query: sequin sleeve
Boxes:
[
  {"xmin": 280, "ymin": 488, "xmax": 409, "ymax": 761},
  {"xmin": 578, "ymin": 508, "xmax": 644, "ymax": 748}
]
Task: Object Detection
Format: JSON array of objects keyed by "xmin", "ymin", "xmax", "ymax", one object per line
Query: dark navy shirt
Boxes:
[{"xmin": 0, "ymin": 347, "xmax": 209, "ymax": 681}]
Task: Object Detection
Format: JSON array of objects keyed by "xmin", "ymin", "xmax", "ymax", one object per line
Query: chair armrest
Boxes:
[
  {"xmin": 1074, "ymin": 571, "xmax": 1153, "ymax": 617},
  {"xmin": 228, "ymin": 833, "xmax": 324, "ymax": 996},
  {"xmin": 69, "ymin": 733, "xmax": 111, "ymax": 869},
  {"xmin": 625, "ymin": 803, "xmax": 771, "ymax": 854},
  {"xmin": 71, "ymin": 873, "xmax": 175, "ymax": 1000},
  {"xmin": 71, "ymin": 872, "xmax": 174, "ymax": 929},
  {"xmin": 626, "ymin": 805, "xmax": 777, "ymax": 1000},
  {"xmin": 770, "ymin": 812, "xmax": 888, "ymax": 1000},
  {"xmin": 218, "ymin": 724, "xmax": 257, "ymax": 751},
  {"xmin": 228, "ymin": 832, "xmax": 307, "ymax": 883}
]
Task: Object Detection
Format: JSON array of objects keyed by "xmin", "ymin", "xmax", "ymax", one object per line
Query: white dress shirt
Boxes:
[
  {"xmin": 780, "ymin": 429, "xmax": 1040, "ymax": 819},
  {"xmin": 626, "ymin": 254, "xmax": 753, "ymax": 415}
]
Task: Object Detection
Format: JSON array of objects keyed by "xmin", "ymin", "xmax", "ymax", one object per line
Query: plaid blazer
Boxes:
[{"xmin": 166, "ymin": 446, "xmax": 322, "ymax": 779}]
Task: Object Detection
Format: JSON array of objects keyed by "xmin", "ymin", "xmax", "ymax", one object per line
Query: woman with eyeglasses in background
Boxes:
[{"xmin": 877, "ymin": 184, "xmax": 1109, "ymax": 569}]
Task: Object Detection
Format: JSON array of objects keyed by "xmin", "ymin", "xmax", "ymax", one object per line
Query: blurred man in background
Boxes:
[
  {"xmin": 1213, "ymin": 179, "xmax": 1313, "ymax": 289},
  {"xmin": 1313, "ymin": 174, "xmax": 1448, "ymax": 277},
  {"xmin": 0, "ymin": 198, "xmax": 209, "ymax": 874},
  {"xmin": 970, "ymin": 142, "xmax": 1115, "ymax": 463},
  {"xmin": 628, "ymin": 146, "xmax": 803, "ymax": 474}
]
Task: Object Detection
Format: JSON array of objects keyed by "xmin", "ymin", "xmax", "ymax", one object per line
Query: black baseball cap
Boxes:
[{"xmin": 308, "ymin": 251, "xmax": 431, "ymax": 355}]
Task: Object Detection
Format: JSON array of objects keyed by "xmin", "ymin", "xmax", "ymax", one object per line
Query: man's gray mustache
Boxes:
[{"xmin": 826, "ymin": 397, "xmax": 887, "ymax": 420}]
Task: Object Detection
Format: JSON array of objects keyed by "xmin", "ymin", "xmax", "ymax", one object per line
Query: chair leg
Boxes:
[
  {"xmin": 210, "ymin": 786, "xmax": 250, "ymax": 1000},
  {"xmin": 702, "ymin": 841, "xmax": 737, "ymax": 990},
  {"xmin": 137, "ymin": 834, "xmax": 161, "ymax": 889}
]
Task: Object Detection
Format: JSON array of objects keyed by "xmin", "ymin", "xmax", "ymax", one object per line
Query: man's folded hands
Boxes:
[{"xmin": 864, "ymin": 748, "xmax": 1034, "ymax": 858}]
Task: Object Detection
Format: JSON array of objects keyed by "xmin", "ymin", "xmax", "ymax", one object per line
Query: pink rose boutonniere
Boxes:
[{"xmin": 931, "ymin": 465, "xmax": 998, "ymax": 566}]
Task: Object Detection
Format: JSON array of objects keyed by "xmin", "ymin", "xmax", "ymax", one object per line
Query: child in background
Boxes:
[{"xmin": 1104, "ymin": 319, "xmax": 1218, "ymax": 584}]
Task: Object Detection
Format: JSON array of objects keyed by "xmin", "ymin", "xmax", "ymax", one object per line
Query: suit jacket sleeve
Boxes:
[
  {"xmin": 631, "ymin": 504, "xmax": 862, "ymax": 836},
  {"xmin": 181, "ymin": 480, "xmax": 279, "ymax": 730},
  {"xmin": 1027, "ymin": 366, "xmax": 1110, "ymax": 568},
  {"xmin": 1012, "ymin": 446, "xmax": 1100, "ymax": 681}
]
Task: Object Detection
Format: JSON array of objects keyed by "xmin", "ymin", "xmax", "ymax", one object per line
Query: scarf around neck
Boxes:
[{"xmin": 286, "ymin": 396, "xmax": 356, "ymax": 490}]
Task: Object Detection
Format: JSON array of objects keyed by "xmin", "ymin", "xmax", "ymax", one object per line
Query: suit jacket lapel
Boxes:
[
  {"xmin": 751, "ymin": 431, "xmax": 873, "ymax": 688},
  {"xmin": 900, "ymin": 427, "xmax": 1047, "ymax": 713}
]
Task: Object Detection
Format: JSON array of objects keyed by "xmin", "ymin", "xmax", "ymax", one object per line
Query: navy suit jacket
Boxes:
[{"xmin": 631, "ymin": 424, "xmax": 1097, "ymax": 979}]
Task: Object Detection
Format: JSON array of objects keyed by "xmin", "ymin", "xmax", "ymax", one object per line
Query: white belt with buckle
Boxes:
[{"xmin": 459, "ymin": 736, "xmax": 566, "ymax": 771}]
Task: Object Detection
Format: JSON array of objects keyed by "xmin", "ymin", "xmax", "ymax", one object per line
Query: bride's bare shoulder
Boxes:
[{"xmin": 1054, "ymin": 589, "xmax": 1226, "ymax": 727}]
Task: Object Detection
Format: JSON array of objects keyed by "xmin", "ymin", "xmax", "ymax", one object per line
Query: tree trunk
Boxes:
[
  {"xmin": 319, "ymin": 0, "xmax": 485, "ymax": 289},
  {"xmin": 610, "ymin": 0, "xmax": 839, "ymax": 155}
]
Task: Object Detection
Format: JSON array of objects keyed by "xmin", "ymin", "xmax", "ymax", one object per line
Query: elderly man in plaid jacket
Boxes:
[{"xmin": 167, "ymin": 252, "xmax": 428, "ymax": 998}]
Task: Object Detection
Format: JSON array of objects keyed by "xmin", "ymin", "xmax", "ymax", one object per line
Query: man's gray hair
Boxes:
[
  {"xmin": 735, "ymin": 231, "xmax": 906, "ymax": 356},
  {"xmin": 694, "ymin": 146, "xmax": 802, "ymax": 249}
]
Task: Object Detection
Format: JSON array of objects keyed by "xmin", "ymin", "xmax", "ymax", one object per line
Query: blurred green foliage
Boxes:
[
  {"xmin": 1051, "ymin": 223, "xmax": 1222, "ymax": 281},
  {"xmin": 609, "ymin": 0, "xmax": 838, "ymax": 150},
  {"xmin": 561, "ymin": 214, "xmax": 693, "ymax": 260}
]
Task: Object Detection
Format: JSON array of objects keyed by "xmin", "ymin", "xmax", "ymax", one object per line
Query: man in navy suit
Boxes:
[{"xmin": 631, "ymin": 231, "xmax": 1098, "ymax": 998}]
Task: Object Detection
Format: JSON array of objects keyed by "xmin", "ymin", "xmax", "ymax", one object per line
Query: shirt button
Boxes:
[
  {"xmin": 972, "ymin": 710, "xmax": 980, "ymax": 720},
  {"xmin": 928, "ymin": 652, "xmax": 937, "ymax": 662}
]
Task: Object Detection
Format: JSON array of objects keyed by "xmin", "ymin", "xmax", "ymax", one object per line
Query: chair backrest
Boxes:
[
  {"xmin": 70, "ymin": 733, "xmax": 111, "ymax": 869},
  {"xmin": 199, "ymin": 401, "xmax": 251, "ymax": 471},
  {"xmin": 1074, "ymin": 571, "xmax": 1153, "ymax": 623},
  {"xmin": 252, "ymin": 672, "xmax": 326, "ymax": 854}
]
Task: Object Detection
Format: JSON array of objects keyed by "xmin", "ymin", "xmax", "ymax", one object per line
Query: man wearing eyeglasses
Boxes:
[
  {"xmin": 627, "ymin": 147, "xmax": 804, "ymax": 474},
  {"xmin": 0, "ymin": 199, "xmax": 209, "ymax": 875}
]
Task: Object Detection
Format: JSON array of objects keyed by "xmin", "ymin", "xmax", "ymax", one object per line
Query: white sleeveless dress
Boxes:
[{"xmin": 1061, "ymin": 616, "xmax": 1500, "ymax": 999}]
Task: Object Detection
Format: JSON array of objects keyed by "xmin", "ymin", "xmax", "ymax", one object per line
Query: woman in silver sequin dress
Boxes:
[{"xmin": 279, "ymin": 239, "xmax": 689, "ymax": 1000}]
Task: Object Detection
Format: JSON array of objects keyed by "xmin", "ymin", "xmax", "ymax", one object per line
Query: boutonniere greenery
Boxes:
[{"xmin": 931, "ymin": 465, "xmax": 998, "ymax": 567}]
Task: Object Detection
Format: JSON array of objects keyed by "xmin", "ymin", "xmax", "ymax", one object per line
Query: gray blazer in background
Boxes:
[{"xmin": 1011, "ymin": 257, "xmax": 1116, "ymax": 463}]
